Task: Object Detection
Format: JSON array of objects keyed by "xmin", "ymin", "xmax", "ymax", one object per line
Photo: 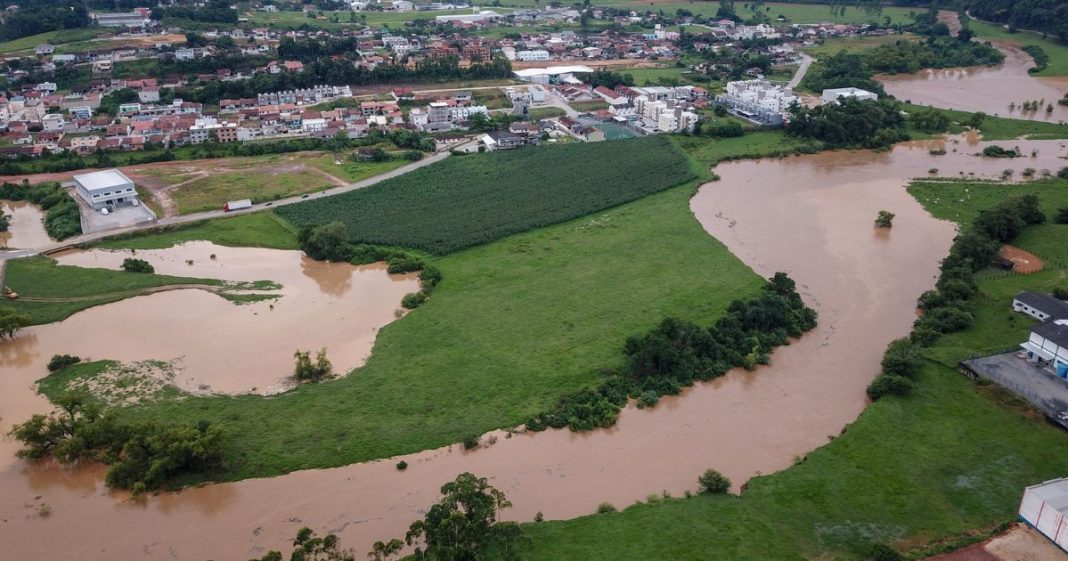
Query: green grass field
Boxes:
[
  {"xmin": 96, "ymin": 212, "xmax": 299, "ymax": 251},
  {"xmin": 509, "ymin": 178, "xmax": 1068, "ymax": 561},
  {"xmin": 803, "ymin": 33, "xmax": 920, "ymax": 59},
  {"xmin": 622, "ymin": 66, "xmax": 698, "ymax": 86},
  {"xmin": 908, "ymin": 177, "xmax": 1068, "ymax": 225},
  {"xmin": 0, "ymin": 256, "xmax": 223, "ymax": 325},
  {"xmin": 671, "ymin": 130, "xmax": 823, "ymax": 167},
  {"xmin": 0, "ymin": 27, "xmax": 111, "ymax": 55},
  {"xmin": 305, "ymin": 153, "xmax": 408, "ymax": 183},
  {"xmin": 968, "ymin": 20, "xmax": 1068, "ymax": 77},
  {"xmin": 172, "ymin": 169, "xmax": 339, "ymax": 214}
]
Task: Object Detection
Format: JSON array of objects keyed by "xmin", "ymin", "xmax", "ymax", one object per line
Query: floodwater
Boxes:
[
  {"xmin": 0, "ymin": 241, "xmax": 419, "ymax": 464},
  {"xmin": 0, "ymin": 200, "xmax": 52, "ymax": 250},
  {"xmin": 879, "ymin": 39, "xmax": 1068, "ymax": 123},
  {"xmin": 3, "ymin": 138, "xmax": 1068, "ymax": 560}
]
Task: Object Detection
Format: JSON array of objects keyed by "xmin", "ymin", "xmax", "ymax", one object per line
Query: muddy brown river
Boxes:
[
  {"xmin": 2, "ymin": 137, "xmax": 1068, "ymax": 560},
  {"xmin": 0, "ymin": 200, "xmax": 51, "ymax": 250},
  {"xmin": 879, "ymin": 18, "xmax": 1068, "ymax": 122}
]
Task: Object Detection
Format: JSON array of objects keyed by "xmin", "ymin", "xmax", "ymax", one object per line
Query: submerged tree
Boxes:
[
  {"xmin": 0, "ymin": 308, "xmax": 31, "ymax": 340},
  {"xmin": 294, "ymin": 348, "xmax": 332, "ymax": 381},
  {"xmin": 875, "ymin": 210, "xmax": 895, "ymax": 228}
]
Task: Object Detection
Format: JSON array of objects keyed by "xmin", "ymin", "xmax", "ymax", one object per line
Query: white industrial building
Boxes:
[
  {"xmin": 516, "ymin": 50, "xmax": 551, "ymax": 62},
  {"xmin": 1020, "ymin": 478, "xmax": 1068, "ymax": 553},
  {"xmin": 73, "ymin": 169, "xmax": 140, "ymax": 211},
  {"xmin": 513, "ymin": 65, "xmax": 594, "ymax": 84},
  {"xmin": 1013, "ymin": 292, "xmax": 1068, "ymax": 322},
  {"xmin": 821, "ymin": 87, "xmax": 878, "ymax": 105},
  {"xmin": 716, "ymin": 79, "xmax": 798, "ymax": 125}
]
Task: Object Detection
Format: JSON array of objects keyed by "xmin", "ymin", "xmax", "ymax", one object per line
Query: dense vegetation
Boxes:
[
  {"xmin": 277, "ymin": 136, "xmax": 695, "ymax": 254},
  {"xmin": 9, "ymin": 391, "xmax": 224, "ymax": 493},
  {"xmin": 800, "ymin": 50, "xmax": 887, "ymax": 95},
  {"xmin": 526, "ymin": 273, "xmax": 816, "ymax": 431},
  {"xmin": 0, "ymin": 181, "xmax": 81, "ymax": 240},
  {"xmin": 0, "ymin": 0, "xmax": 89, "ymax": 41},
  {"xmin": 966, "ymin": 0, "xmax": 1068, "ymax": 41},
  {"xmin": 864, "ymin": 35, "xmax": 1004, "ymax": 74},
  {"xmin": 786, "ymin": 97, "xmax": 909, "ymax": 149}
]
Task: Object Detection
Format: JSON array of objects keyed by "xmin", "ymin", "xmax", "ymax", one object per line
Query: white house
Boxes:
[
  {"xmin": 73, "ymin": 169, "xmax": 140, "ymax": 210},
  {"xmin": 175, "ymin": 48, "xmax": 196, "ymax": 61},
  {"xmin": 516, "ymin": 50, "xmax": 551, "ymax": 62},
  {"xmin": 1013, "ymin": 292, "xmax": 1068, "ymax": 322},
  {"xmin": 821, "ymin": 87, "xmax": 878, "ymax": 105},
  {"xmin": 41, "ymin": 113, "xmax": 65, "ymax": 132},
  {"xmin": 392, "ymin": 0, "xmax": 414, "ymax": 10}
]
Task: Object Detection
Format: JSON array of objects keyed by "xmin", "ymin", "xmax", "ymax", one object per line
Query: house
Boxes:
[
  {"xmin": 34, "ymin": 43, "xmax": 55, "ymax": 56},
  {"xmin": 41, "ymin": 113, "xmax": 65, "ymax": 132},
  {"xmin": 73, "ymin": 168, "xmax": 140, "ymax": 210},
  {"xmin": 821, "ymin": 87, "xmax": 878, "ymax": 105},
  {"xmin": 480, "ymin": 130, "xmax": 526, "ymax": 150},
  {"xmin": 175, "ymin": 48, "xmax": 196, "ymax": 61},
  {"xmin": 138, "ymin": 87, "xmax": 160, "ymax": 104},
  {"xmin": 1013, "ymin": 292, "xmax": 1068, "ymax": 322}
]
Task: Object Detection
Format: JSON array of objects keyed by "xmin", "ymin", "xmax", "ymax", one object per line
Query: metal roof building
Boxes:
[
  {"xmin": 1020, "ymin": 478, "xmax": 1068, "ymax": 552},
  {"xmin": 72, "ymin": 169, "xmax": 139, "ymax": 211}
]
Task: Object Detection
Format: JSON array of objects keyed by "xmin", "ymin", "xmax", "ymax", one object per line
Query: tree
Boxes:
[
  {"xmin": 698, "ymin": 468, "xmax": 731, "ymax": 494},
  {"xmin": 1055, "ymin": 207, "xmax": 1068, "ymax": 225},
  {"xmin": 0, "ymin": 209, "xmax": 9, "ymax": 234},
  {"xmin": 403, "ymin": 472, "xmax": 519, "ymax": 561},
  {"xmin": 299, "ymin": 221, "xmax": 352, "ymax": 262},
  {"xmin": 294, "ymin": 348, "xmax": 332, "ymax": 381},
  {"xmin": 880, "ymin": 338, "xmax": 921, "ymax": 378},
  {"xmin": 874, "ymin": 210, "xmax": 895, "ymax": 228},
  {"xmin": 0, "ymin": 308, "xmax": 32, "ymax": 340},
  {"xmin": 966, "ymin": 111, "xmax": 986, "ymax": 129},
  {"xmin": 121, "ymin": 258, "xmax": 154, "ymax": 273}
]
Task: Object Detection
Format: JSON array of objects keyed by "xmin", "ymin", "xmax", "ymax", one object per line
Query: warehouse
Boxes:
[
  {"xmin": 1019, "ymin": 478, "xmax": 1068, "ymax": 552},
  {"xmin": 73, "ymin": 169, "xmax": 140, "ymax": 211}
]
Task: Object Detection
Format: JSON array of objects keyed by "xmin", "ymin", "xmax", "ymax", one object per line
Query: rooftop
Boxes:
[
  {"xmin": 1016, "ymin": 291, "xmax": 1068, "ymax": 320},
  {"xmin": 513, "ymin": 65, "xmax": 595, "ymax": 77},
  {"xmin": 1026, "ymin": 478, "xmax": 1068, "ymax": 516},
  {"xmin": 1032, "ymin": 320, "xmax": 1068, "ymax": 349},
  {"xmin": 73, "ymin": 169, "xmax": 134, "ymax": 193}
]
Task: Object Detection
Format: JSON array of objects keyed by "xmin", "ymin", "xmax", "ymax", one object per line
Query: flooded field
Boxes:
[
  {"xmin": 0, "ymin": 200, "xmax": 51, "ymax": 250},
  {"xmin": 879, "ymin": 41, "xmax": 1068, "ymax": 123},
  {"xmin": 0, "ymin": 241, "xmax": 419, "ymax": 464},
  {"xmin": 2, "ymin": 137, "xmax": 1067, "ymax": 560}
]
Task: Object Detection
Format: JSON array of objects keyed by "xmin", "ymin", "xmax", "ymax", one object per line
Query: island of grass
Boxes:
[{"xmin": 512, "ymin": 178, "xmax": 1068, "ymax": 560}]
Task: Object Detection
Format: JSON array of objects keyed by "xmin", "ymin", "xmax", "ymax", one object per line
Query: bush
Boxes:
[
  {"xmin": 596, "ymin": 502, "xmax": 617, "ymax": 514},
  {"xmin": 982, "ymin": 145, "xmax": 1019, "ymax": 158},
  {"xmin": 298, "ymin": 221, "xmax": 352, "ymax": 262},
  {"xmin": 1058, "ymin": 167, "xmax": 1068, "ymax": 179},
  {"xmin": 1052, "ymin": 287, "xmax": 1068, "ymax": 301},
  {"xmin": 698, "ymin": 468, "xmax": 731, "ymax": 494},
  {"xmin": 396, "ymin": 460, "xmax": 408, "ymax": 471},
  {"xmin": 866, "ymin": 374, "xmax": 914, "ymax": 400},
  {"xmin": 293, "ymin": 349, "xmax": 332, "ymax": 381},
  {"xmin": 1055, "ymin": 208, "xmax": 1068, "ymax": 225},
  {"xmin": 401, "ymin": 291, "xmax": 429, "ymax": 309},
  {"xmin": 880, "ymin": 338, "xmax": 922, "ymax": 379},
  {"xmin": 462, "ymin": 435, "xmax": 480, "ymax": 450},
  {"xmin": 121, "ymin": 258, "xmax": 154, "ymax": 273},
  {"xmin": 387, "ymin": 256, "xmax": 425, "ymax": 274},
  {"xmin": 916, "ymin": 306, "xmax": 974, "ymax": 334},
  {"xmin": 874, "ymin": 210, "xmax": 895, "ymax": 228},
  {"xmin": 46, "ymin": 354, "xmax": 81, "ymax": 372},
  {"xmin": 419, "ymin": 265, "xmax": 443, "ymax": 289}
]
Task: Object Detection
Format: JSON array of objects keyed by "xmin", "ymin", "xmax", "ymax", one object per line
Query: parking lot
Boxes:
[
  {"xmin": 962, "ymin": 352, "xmax": 1068, "ymax": 427},
  {"xmin": 76, "ymin": 197, "xmax": 157, "ymax": 234}
]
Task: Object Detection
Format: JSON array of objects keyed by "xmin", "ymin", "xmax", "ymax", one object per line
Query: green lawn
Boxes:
[
  {"xmin": 0, "ymin": 27, "xmax": 110, "ymax": 55},
  {"xmin": 511, "ymin": 178, "xmax": 1068, "ymax": 561},
  {"xmin": 623, "ymin": 66, "xmax": 698, "ymax": 86},
  {"xmin": 670, "ymin": 130, "xmax": 823, "ymax": 167},
  {"xmin": 0, "ymin": 256, "xmax": 223, "ymax": 325},
  {"xmin": 901, "ymin": 103, "xmax": 1068, "ymax": 141},
  {"xmin": 908, "ymin": 177, "xmax": 1068, "ymax": 225},
  {"xmin": 803, "ymin": 33, "xmax": 920, "ymax": 59},
  {"xmin": 171, "ymin": 169, "xmax": 338, "ymax": 214},
  {"xmin": 96, "ymin": 212, "xmax": 299, "ymax": 251},
  {"xmin": 305, "ymin": 152, "xmax": 408, "ymax": 183},
  {"xmin": 968, "ymin": 20, "xmax": 1068, "ymax": 77}
]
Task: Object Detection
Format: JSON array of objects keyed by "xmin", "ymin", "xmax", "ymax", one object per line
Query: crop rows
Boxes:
[{"xmin": 275, "ymin": 135, "xmax": 695, "ymax": 254}]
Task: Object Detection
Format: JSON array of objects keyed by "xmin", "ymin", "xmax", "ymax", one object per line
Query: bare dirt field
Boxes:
[
  {"xmin": 927, "ymin": 524, "xmax": 1068, "ymax": 561},
  {"xmin": 1001, "ymin": 245, "xmax": 1045, "ymax": 274}
]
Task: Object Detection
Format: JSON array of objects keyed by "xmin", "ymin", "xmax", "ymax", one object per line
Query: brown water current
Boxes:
[
  {"xmin": 2, "ymin": 137, "xmax": 1068, "ymax": 560},
  {"xmin": 879, "ymin": 41, "xmax": 1068, "ymax": 122},
  {"xmin": 0, "ymin": 200, "xmax": 52, "ymax": 250}
]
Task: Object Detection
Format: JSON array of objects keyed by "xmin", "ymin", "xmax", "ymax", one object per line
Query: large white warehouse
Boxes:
[{"xmin": 73, "ymin": 169, "xmax": 140, "ymax": 211}]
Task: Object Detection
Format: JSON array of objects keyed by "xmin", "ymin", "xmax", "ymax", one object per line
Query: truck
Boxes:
[{"xmin": 224, "ymin": 199, "xmax": 253, "ymax": 212}]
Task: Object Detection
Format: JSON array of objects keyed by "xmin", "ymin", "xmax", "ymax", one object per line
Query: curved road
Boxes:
[
  {"xmin": 0, "ymin": 149, "xmax": 452, "ymax": 261},
  {"xmin": 788, "ymin": 53, "xmax": 814, "ymax": 89}
]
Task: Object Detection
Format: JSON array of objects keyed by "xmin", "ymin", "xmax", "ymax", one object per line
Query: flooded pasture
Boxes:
[
  {"xmin": 0, "ymin": 200, "xmax": 51, "ymax": 250},
  {"xmin": 2, "ymin": 137, "xmax": 1067, "ymax": 560},
  {"xmin": 0, "ymin": 241, "xmax": 419, "ymax": 464}
]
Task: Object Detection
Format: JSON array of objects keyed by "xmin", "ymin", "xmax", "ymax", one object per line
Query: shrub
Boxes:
[
  {"xmin": 401, "ymin": 291, "xmax": 429, "ymax": 309},
  {"xmin": 866, "ymin": 374, "xmax": 914, "ymax": 400},
  {"xmin": 596, "ymin": 502, "xmax": 617, "ymax": 514},
  {"xmin": 698, "ymin": 468, "xmax": 731, "ymax": 494},
  {"xmin": 874, "ymin": 210, "xmax": 895, "ymax": 228},
  {"xmin": 982, "ymin": 145, "xmax": 1019, "ymax": 158},
  {"xmin": 916, "ymin": 306, "xmax": 974, "ymax": 334},
  {"xmin": 419, "ymin": 265, "xmax": 443, "ymax": 289},
  {"xmin": 1055, "ymin": 208, "xmax": 1068, "ymax": 225},
  {"xmin": 120, "ymin": 258, "xmax": 154, "ymax": 273},
  {"xmin": 1058, "ymin": 167, "xmax": 1068, "ymax": 179},
  {"xmin": 1053, "ymin": 287, "xmax": 1068, "ymax": 301},
  {"xmin": 867, "ymin": 543, "xmax": 905, "ymax": 561},
  {"xmin": 46, "ymin": 354, "xmax": 81, "ymax": 372},
  {"xmin": 462, "ymin": 435, "xmax": 480, "ymax": 450},
  {"xmin": 396, "ymin": 460, "xmax": 408, "ymax": 471},
  {"xmin": 387, "ymin": 256, "xmax": 425, "ymax": 274},
  {"xmin": 298, "ymin": 221, "xmax": 352, "ymax": 262},
  {"xmin": 638, "ymin": 390, "xmax": 659, "ymax": 408},
  {"xmin": 293, "ymin": 349, "xmax": 332, "ymax": 381},
  {"xmin": 534, "ymin": 511, "xmax": 544, "ymax": 522},
  {"xmin": 880, "ymin": 338, "xmax": 922, "ymax": 379}
]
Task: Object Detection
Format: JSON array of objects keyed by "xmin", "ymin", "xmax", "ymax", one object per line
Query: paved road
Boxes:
[
  {"xmin": 788, "ymin": 53, "xmax": 814, "ymax": 89},
  {"xmin": 539, "ymin": 87, "xmax": 581, "ymax": 119},
  {"xmin": 0, "ymin": 150, "xmax": 451, "ymax": 261}
]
